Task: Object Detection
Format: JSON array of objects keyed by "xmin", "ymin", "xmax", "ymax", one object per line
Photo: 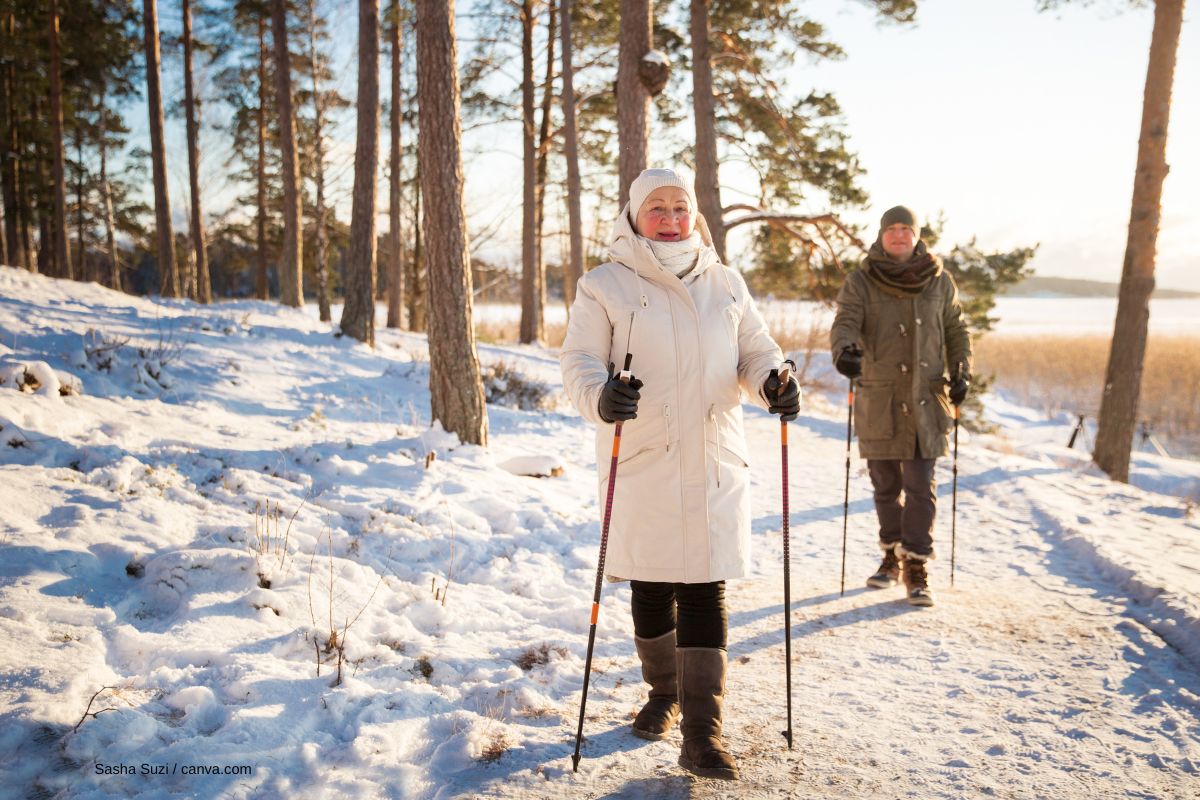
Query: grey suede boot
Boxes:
[
  {"xmin": 631, "ymin": 631, "xmax": 680, "ymax": 740},
  {"xmin": 676, "ymin": 647, "xmax": 739, "ymax": 780}
]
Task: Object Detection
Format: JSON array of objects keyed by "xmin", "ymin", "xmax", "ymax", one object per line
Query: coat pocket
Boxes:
[
  {"xmin": 929, "ymin": 378, "xmax": 953, "ymax": 433},
  {"xmin": 856, "ymin": 380, "xmax": 895, "ymax": 441}
]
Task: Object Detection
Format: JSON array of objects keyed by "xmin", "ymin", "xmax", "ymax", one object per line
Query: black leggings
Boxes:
[{"xmin": 630, "ymin": 580, "xmax": 727, "ymax": 649}]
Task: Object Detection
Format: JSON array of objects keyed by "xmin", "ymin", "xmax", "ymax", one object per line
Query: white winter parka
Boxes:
[{"xmin": 560, "ymin": 208, "xmax": 785, "ymax": 583}]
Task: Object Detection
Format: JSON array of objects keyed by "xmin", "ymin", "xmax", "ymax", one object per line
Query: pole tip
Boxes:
[
  {"xmin": 571, "ymin": 754, "xmax": 581, "ymax": 772},
  {"xmin": 782, "ymin": 730, "xmax": 793, "ymax": 749}
]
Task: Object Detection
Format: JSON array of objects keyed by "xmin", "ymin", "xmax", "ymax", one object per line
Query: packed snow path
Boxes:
[
  {"xmin": 440, "ymin": 413, "xmax": 1200, "ymax": 800},
  {"xmin": 0, "ymin": 268, "xmax": 1197, "ymax": 799}
]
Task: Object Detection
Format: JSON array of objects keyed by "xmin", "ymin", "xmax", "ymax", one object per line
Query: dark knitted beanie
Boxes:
[{"xmin": 880, "ymin": 205, "xmax": 919, "ymax": 235}]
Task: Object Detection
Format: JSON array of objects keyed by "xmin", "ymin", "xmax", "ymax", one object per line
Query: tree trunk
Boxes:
[
  {"xmin": 616, "ymin": 0, "xmax": 651, "ymax": 209},
  {"xmin": 532, "ymin": 0, "xmax": 554, "ymax": 332},
  {"xmin": 256, "ymin": 17, "xmax": 269, "ymax": 300},
  {"xmin": 518, "ymin": 0, "xmax": 541, "ymax": 344},
  {"xmin": 182, "ymin": 0, "xmax": 211, "ymax": 303},
  {"xmin": 307, "ymin": 0, "xmax": 331, "ymax": 322},
  {"xmin": 386, "ymin": 0, "xmax": 404, "ymax": 329},
  {"xmin": 272, "ymin": 0, "xmax": 304, "ymax": 307},
  {"xmin": 0, "ymin": 16, "xmax": 24, "ymax": 270},
  {"xmin": 408, "ymin": 147, "xmax": 425, "ymax": 331},
  {"xmin": 415, "ymin": 0, "xmax": 488, "ymax": 446},
  {"xmin": 74, "ymin": 125, "xmax": 85, "ymax": 281},
  {"xmin": 559, "ymin": 0, "xmax": 583, "ymax": 310},
  {"xmin": 15, "ymin": 100, "xmax": 33, "ymax": 272},
  {"xmin": 144, "ymin": 0, "xmax": 177, "ymax": 295},
  {"xmin": 1093, "ymin": 0, "xmax": 1185, "ymax": 483},
  {"xmin": 36, "ymin": 129, "xmax": 50, "ymax": 276},
  {"xmin": 339, "ymin": 0, "xmax": 379, "ymax": 346},
  {"xmin": 49, "ymin": 0, "xmax": 72, "ymax": 279},
  {"xmin": 690, "ymin": 0, "xmax": 724, "ymax": 261},
  {"xmin": 98, "ymin": 85, "xmax": 121, "ymax": 291}
]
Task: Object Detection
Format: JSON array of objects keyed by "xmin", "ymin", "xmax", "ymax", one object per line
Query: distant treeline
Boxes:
[{"xmin": 1003, "ymin": 276, "xmax": 1200, "ymax": 299}]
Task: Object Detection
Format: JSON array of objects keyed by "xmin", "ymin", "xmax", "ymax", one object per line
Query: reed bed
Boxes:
[{"xmin": 974, "ymin": 334, "xmax": 1200, "ymax": 456}]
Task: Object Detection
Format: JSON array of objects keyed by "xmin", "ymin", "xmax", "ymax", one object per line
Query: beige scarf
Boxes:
[{"xmin": 646, "ymin": 231, "xmax": 704, "ymax": 278}]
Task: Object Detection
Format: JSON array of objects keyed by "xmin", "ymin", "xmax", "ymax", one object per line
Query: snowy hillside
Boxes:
[{"xmin": 1, "ymin": 265, "xmax": 1198, "ymax": 799}]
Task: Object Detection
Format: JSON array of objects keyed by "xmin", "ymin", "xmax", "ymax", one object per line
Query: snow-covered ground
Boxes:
[{"xmin": 2, "ymin": 266, "xmax": 1199, "ymax": 799}]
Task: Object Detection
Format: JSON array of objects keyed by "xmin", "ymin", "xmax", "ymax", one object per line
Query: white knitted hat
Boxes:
[{"xmin": 628, "ymin": 168, "xmax": 696, "ymax": 218}]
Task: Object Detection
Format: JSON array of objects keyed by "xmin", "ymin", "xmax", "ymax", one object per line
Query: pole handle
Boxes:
[{"xmin": 618, "ymin": 352, "xmax": 632, "ymax": 383}]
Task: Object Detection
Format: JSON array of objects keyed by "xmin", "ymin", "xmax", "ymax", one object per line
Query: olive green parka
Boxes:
[{"xmin": 830, "ymin": 257, "xmax": 972, "ymax": 460}]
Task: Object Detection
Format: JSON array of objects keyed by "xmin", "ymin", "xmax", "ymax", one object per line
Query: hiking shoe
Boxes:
[
  {"xmin": 866, "ymin": 547, "xmax": 901, "ymax": 589},
  {"xmin": 904, "ymin": 557, "xmax": 934, "ymax": 607}
]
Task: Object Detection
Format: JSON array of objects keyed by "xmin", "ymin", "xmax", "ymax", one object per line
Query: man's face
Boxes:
[
  {"xmin": 635, "ymin": 187, "xmax": 693, "ymax": 241},
  {"xmin": 881, "ymin": 223, "xmax": 917, "ymax": 261}
]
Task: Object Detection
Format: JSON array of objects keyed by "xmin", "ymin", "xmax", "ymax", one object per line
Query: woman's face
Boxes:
[{"xmin": 635, "ymin": 187, "xmax": 693, "ymax": 241}]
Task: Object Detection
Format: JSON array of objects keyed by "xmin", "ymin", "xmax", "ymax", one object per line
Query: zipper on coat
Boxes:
[
  {"xmin": 664, "ymin": 404, "xmax": 672, "ymax": 452},
  {"xmin": 709, "ymin": 404, "xmax": 721, "ymax": 488}
]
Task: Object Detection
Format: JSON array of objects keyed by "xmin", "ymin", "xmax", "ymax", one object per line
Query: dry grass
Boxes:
[
  {"xmin": 475, "ymin": 320, "xmax": 566, "ymax": 348},
  {"xmin": 975, "ymin": 334, "xmax": 1200, "ymax": 455},
  {"xmin": 759, "ymin": 312, "xmax": 836, "ymax": 389}
]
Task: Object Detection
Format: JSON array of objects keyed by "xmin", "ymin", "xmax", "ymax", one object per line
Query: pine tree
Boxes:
[
  {"xmin": 558, "ymin": 0, "xmax": 583, "ymax": 309},
  {"xmin": 385, "ymin": 0, "xmax": 405, "ymax": 329},
  {"xmin": 49, "ymin": 0, "xmax": 72, "ymax": 278},
  {"xmin": 1074, "ymin": 0, "xmax": 1186, "ymax": 482},
  {"xmin": 271, "ymin": 0, "xmax": 303, "ymax": 307},
  {"xmin": 181, "ymin": 0, "xmax": 212, "ymax": 302},
  {"xmin": 144, "ymin": 0, "xmax": 179, "ymax": 295},
  {"xmin": 416, "ymin": 0, "xmax": 488, "ymax": 446},
  {"xmin": 339, "ymin": 0, "xmax": 380, "ymax": 345}
]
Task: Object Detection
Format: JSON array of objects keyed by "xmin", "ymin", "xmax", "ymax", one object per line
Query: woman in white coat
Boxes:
[{"xmin": 560, "ymin": 168, "xmax": 800, "ymax": 780}]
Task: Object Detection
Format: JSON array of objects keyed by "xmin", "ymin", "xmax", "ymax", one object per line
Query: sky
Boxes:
[
  {"xmin": 131, "ymin": 0, "xmax": 1198, "ymax": 293},
  {"xmin": 791, "ymin": 0, "xmax": 1200, "ymax": 292}
]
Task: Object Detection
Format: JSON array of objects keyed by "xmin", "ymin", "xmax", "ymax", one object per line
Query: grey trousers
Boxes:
[{"xmin": 867, "ymin": 457, "xmax": 937, "ymax": 558}]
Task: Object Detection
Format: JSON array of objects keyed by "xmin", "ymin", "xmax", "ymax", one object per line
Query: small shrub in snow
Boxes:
[
  {"xmin": 77, "ymin": 328, "xmax": 182, "ymax": 393},
  {"xmin": 0, "ymin": 360, "xmax": 75, "ymax": 396},
  {"xmin": 516, "ymin": 642, "xmax": 568, "ymax": 671},
  {"xmin": 82, "ymin": 329, "xmax": 128, "ymax": 372},
  {"xmin": 413, "ymin": 655, "xmax": 434, "ymax": 680},
  {"xmin": 480, "ymin": 361, "xmax": 554, "ymax": 410},
  {"xmin": 307, "ymin": 528, "xmax": 384, "ymax": 686},
  {"xmin": 478, "ymin": 732, "xmax": 509, "ymax": 763},
  {"xmin": 251, "ymin": 499, "xmax": 300, "ymax": 588}
]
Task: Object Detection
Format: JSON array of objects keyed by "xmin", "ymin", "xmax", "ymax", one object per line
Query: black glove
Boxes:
[
  {"xmin": 763, "ymin": 369, "xmax": 801, "ymax": 422},
  {"xmin": 949, "ymin": 374, "xmax": 970, "ymax": 406},
  {"xmin": 598, "ymin": 363, "xmax": 643, "ymax": 423},
  {"xmin": 834, "ymin": 345, "xmax": 863, "ymax": 380}
]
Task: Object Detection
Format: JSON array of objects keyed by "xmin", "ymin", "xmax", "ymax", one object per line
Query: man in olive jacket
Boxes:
[{"xmin": 829, "ymin": 206, "xmax": 972, "ymax": 606}]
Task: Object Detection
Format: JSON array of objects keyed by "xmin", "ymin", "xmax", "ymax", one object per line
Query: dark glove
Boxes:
[
  {"xmin": 598, "ymin": 363, "xmax": 643, "ymax": 423},
  {"xmin": 834, "ymin": 345, "xmax": 863, "ymax": 380},
  {"xmin": 763, "ymin": 369, "xmax": 801, "ymax": 422},
  {"xmin": 949, "ymin": 374, "xmax": 970, "ymax": 406}
]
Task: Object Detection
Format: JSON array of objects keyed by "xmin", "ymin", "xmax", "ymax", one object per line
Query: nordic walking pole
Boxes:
[
  {"xmin": 951, "ymin": 403, "xmax": 960, "ymax": 587},
  {"xmin": 572, "ymin": 352, "xmax": 633, "ymax": 773},
  {"xmin": 776, "ymin": 360, "xmax": 795, "ymax": 750},
  {"xmin": 951, "ymin": 363, "xmax": 962, "ymax": 588},
  {"xmin": 840, "ymin": 377, "xmax": 855, "ymax": 596}
]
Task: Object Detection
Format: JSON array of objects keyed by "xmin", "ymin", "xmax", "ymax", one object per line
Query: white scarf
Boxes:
[{"xmin": 646, "ymin": 231, "xmax": 704, "ymax": 278}]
